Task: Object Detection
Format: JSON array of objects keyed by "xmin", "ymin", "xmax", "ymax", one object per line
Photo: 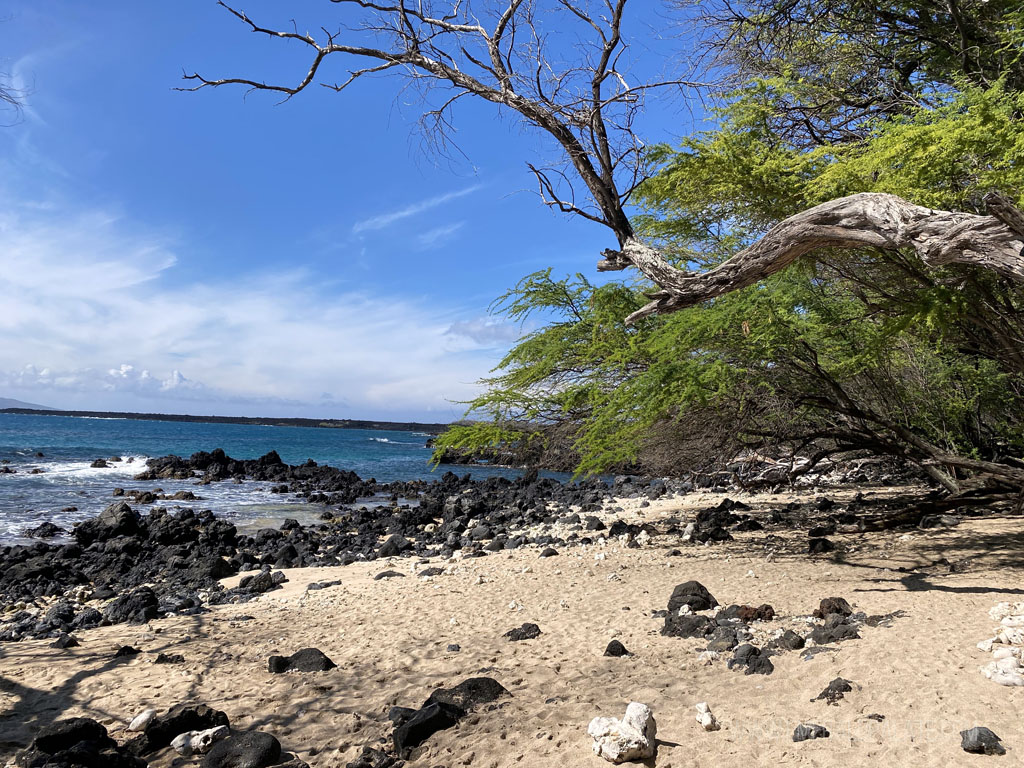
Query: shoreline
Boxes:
[{"xmin": 3, "ymin": 486, "xmax": 1022, "ymax": 766}]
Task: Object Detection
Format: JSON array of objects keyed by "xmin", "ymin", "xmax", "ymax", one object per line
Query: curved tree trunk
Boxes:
[{"xmin": 596, "ymin": 191, "xmax": 1024, "ymax": 323}]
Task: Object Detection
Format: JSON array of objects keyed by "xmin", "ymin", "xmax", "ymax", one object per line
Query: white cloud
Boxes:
[
  {"xmin": 416, "ymin": 221, "xmax": 465, "ymax": 250},
  {"xmin": 0, "ymin": 198, "xmax": 504, "ymax": 418},
  {"xmin": 352, "ymin": 184, "xmax": 482, "ymax": 234},
  {"xmin": 446, "ymin": 317, "xmax": 524, "ymax": 347}
]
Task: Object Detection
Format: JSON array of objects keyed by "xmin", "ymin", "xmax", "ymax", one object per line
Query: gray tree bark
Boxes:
[{"xmin": 596, "ymin": 191, "xmax": 1024, "ymax": 323}]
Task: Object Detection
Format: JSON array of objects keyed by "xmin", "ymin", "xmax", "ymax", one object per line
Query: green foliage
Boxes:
[{"xmin": 437, "ymin": 1, "xmax": 1024, "ymax": 483}]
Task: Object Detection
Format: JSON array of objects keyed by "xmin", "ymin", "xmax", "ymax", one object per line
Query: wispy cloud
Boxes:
[
  {"xmin": 0, "ymin": 196, "xmax": 505, "ymax": 418},
  {"xmin": 352, "ymin": 184, "xmax": 482, "ymax": 234},
  {"xmin": 446, "ymin": 317, "xmax": 524, "ymax": 347},
  {"xmin": 416, "ymin": 221, "xmax": 465, "ymax": 250}
]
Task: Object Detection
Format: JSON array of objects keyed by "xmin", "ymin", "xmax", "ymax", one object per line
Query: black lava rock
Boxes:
[
  {"xmin": 424, "ymin": 677, "xmax": 511, "ymax": 712},
  {"xmin": 388, "ymin": 706, "xmax": 419, "ymax": 726},
  {"xmin": 504, "ymin": 622, "xmax": 541, "ymax": 641},
  {"xmin": 766, "ymin": 629, "xmax": 805, "ymax": 651},
  {"xmin": 604, "ymin": 640, "xmax": 631, "ymax": 657},
  {"xmin": 661, "ymin": 613, "xmax": 716, "ymax": 639},
  {"xmin": 374, "ymin": 570, "xmax": 405, "ymax": 580},
  {"xmin": 24, "ymin": 717, "xmax": 111, "ymax": 754},
  {"xmin": 128, "ymin": 703, "xmax": 229, "ymax": 755},
  {"xmin": 706, "ymin": 626, "xmax": 739, "ymax": 652},
  {"xmin": 268, "ymin": 647, "xmax": 337, "ymax": 673},
  {"xmin": 814, "ymin": 677, "xmax": 854, "ymax": 705},
  {"xmin": 19, "ymin": 716, "xmax": 147, "ymax": 768},
  {"xmin": 346, "ymin": 746, "xmax": 403, "ymax": 768},
  {"xmin": 388, "ymin": 676, "xmax": 510, "ymax": 757},
  {"xmin": 49, "ymin": 632, "xmax": 79, "ymax": 649},
  {"xmin": 202, "ymin": 730, "xmax": 282, "ymax": 768},
  {"xmin": 392, "ymin": 702, "xmax": 462, "ymax": 757},
  {"xmin": 114, "ymin": 645, "xmax": 141, "ymax": 658},
  {"xmin": 239, "ymin": 570, "xmax": 278, "ymax": 594},
  {"xmin": 808, "ymin": 538, "xmax": 835, "ymax": 554},
  {"xmin": 378, "ymin": 534, "xmax": 411, "ymax": 558},
  {"xmin": 26, "ymin": 522, "xmax": 65, "ymax": 539},
  {"xmin": 814, "ymin": 597, "xmax": 853, "ymax": 618},
  {"xmin": 810, "ymin": 615, "xmax": 860, "ymax": 644},
  {"xmin": 720, "ymin": 603, "xmax": 775, "ymax": 622},
  {"xmin": 793, "ymin": 723, "xmax": 830, "ymax": 742},
  {"xmin": 667, "ymin": 581, "xmax": 718, "ymax": 613},
  {"xmin": 960, "ymin": 726, "xmax": 1006, "ymax": 755},
  {"xmin": 728, "ymin": 644, "xmax": 774, "ymax": 675},
  {"xmin": 539, "ymin": 547, "xmax": 559, "ymax": 557},
  {"xmin": 103, "ymin": 586, "xmax": 159, "ymax": 625}
]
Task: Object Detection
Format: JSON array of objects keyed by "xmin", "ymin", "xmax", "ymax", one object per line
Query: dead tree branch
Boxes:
[{"xmin": 182, "ymin": 0, "xmax": 704, "ymax": 244}]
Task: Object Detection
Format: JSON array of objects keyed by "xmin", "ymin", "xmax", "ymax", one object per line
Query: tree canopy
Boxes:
[
  {"xmin": 188, "ymin": 0, "xmax": 1024, "ymax": 494},
  {"xmin": 431, "ymin": 1, "xmax": 1024, "ymax": 492}
]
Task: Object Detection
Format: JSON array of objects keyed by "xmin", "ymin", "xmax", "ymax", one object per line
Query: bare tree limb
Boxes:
[{"xmin": 183, "ymin": 0, "xmax": 704, "ymax": 243}]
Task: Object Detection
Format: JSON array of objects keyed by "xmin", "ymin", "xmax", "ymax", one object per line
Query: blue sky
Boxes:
[{"xmin": 0, "ymin": 1, "xmax": 700, "ymax": 420}]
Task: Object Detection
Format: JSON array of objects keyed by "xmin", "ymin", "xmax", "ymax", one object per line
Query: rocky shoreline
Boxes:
[
  {"xmin": 0, "ymin": 448, "xmax": 936, "ymax": 645},
  {"xmin": 3, "ymin": 449, "xmax": 1019, "ymax": 767}
]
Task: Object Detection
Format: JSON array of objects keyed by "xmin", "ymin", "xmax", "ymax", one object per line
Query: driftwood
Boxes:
[{"xmin": 598, "ymin": 191, "xmax": 1024, "ymax": 324}]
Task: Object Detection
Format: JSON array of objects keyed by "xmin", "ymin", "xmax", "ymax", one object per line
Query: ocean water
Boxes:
[{"xmin": 0, "ymin": 412, "xmax": 564, "ymax": 542}]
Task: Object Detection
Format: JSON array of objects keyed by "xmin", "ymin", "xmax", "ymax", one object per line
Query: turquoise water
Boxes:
[{"xmin": 0, "ymin": 412, "xmax": 563, "ymax": 540}]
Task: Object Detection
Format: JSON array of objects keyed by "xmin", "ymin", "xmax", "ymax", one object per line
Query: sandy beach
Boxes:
[{"xmin": 4, "ymin": 487, "xmax": 1023, "ymax": 767}]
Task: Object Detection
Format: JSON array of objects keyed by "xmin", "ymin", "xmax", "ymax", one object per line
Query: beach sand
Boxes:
[{"xmin": 3, "ymin": 487, "xmax": 1023, "ymax": 766}]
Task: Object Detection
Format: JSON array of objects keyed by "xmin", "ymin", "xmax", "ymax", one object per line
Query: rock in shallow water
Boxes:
[{"xmin": 588, "ymin": 702, "xmax": 657, "ymax": 763}]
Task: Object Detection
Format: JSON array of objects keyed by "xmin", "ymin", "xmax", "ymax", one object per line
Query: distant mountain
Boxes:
[{"xmin": 0, "ymin": 397, "xmax": 57, "ymax": 411}]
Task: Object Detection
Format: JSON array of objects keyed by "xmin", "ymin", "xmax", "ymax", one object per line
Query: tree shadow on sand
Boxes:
[{"xmin": 0, "ymin": 612, "xmax": 215, "ymax": 756}]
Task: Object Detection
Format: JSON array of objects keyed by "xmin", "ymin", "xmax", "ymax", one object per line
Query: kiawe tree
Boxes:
[
  {"xmin": 189, "ymin": 0, "xmax": 1024, "ymax": 495},
  {"xmin": 185, "ymin": 1, "xmax": 1024, "ymax": 305}
]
